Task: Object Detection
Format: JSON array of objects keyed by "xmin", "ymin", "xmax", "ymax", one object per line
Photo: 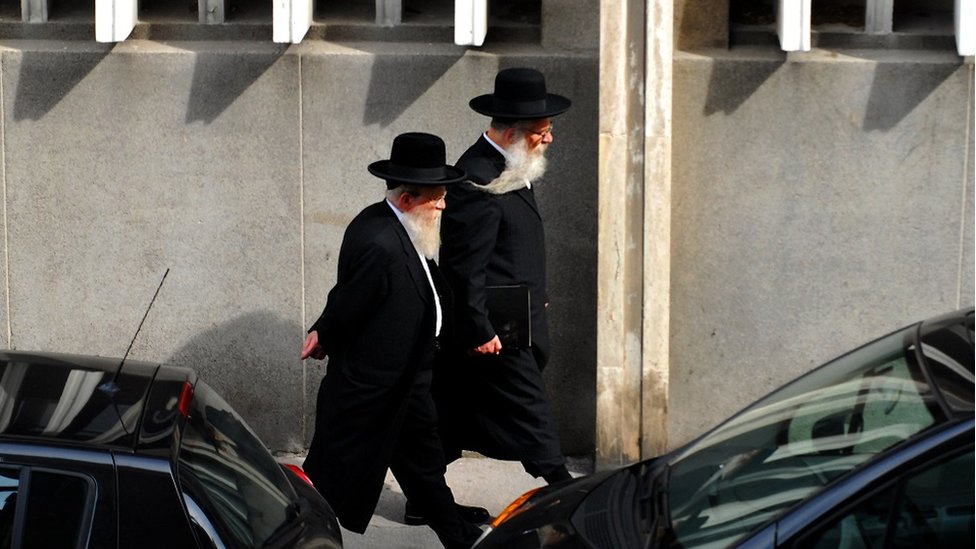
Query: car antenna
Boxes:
[{"xmin": 100, "ymin": 268, "xmax": 170, "ymax": 395}]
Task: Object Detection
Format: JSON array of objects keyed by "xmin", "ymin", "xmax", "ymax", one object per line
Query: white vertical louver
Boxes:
[
  {"xmin": 274, "ymin": 0, "xmax": 313, "ymax": 43},
  {"xmin": 21, "ymin": 0, "xmax": 49, "ymax": 23},
  {"xmin": 865, "ymin": 0, "xmax": 894, "ymax": 34},
  {"xmin": 95, "ymin": 0, "xmax": 137, "ymax": 42},
  {"xmin": 455, "ymin": 0, "xmax": 487, "ymax": 46},
  {"xmin": 776, "ymin": 0, "xmax": 811, "ymax": 51},
  {"xmin": 957, "ymin": 0, "xmax": 975, "ymax": 55},
  {"xmin": 376, "ymin": 0, "xmax": 402, "ymax": 26}
]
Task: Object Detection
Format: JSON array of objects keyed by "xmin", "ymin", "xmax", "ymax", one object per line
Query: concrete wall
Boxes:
[
  {"xmin": 1, "ymin": 0, "xmax": 972, "ymax": 463},
  {"xmin": 669, "ymin": 47, "xmax": 975, "ymax": 447},
  {"xmin": 0, "ymin": 39, "xmax": 599, "ymax": 454}
]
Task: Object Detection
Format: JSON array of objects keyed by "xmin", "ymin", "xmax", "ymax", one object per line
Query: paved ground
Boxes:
[{"xmin": 285, "ymin": 454, "xmax": 593, "ymax": 548}]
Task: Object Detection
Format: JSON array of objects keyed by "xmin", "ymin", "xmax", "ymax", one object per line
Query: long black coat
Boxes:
[
  {"xmin": 436, "ymin": 136, "xmax": 563, "ymax": 466},
  {"xmin": 303, "ymin": 201, "xmax": 445, "ymax": 532},
  {"xmin": 440, "ymin": 136, "xmax": 550, "ymax": 357}
]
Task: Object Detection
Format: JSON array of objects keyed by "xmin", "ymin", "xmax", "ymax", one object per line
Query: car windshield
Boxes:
[
  {"xmin": 665, "ymin": 325, "xmax": 946, "ymax": 549},
  {"xmin": 177, "ymin": 382, "xmax": 298, "ymax": 549}
]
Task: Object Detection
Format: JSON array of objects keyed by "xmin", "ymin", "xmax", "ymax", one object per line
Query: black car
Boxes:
[
  {"xmin": 0, "ymin": 351, "xmax": 343, "ymax": 549},
  {"xmin": 475, "ymin": 307, "xmax": 974, "ymax": 548}
]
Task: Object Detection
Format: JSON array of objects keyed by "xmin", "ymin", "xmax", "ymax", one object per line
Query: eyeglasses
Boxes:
[
  {"xmin": 406, "ymin": 191, "xmax": 447, "ymax": 204},
  {"xmin": 522, "ymin": 125, "xmax": 553, "ymax": 138},
  {"xmin": 422, "ymin": 192, "xmax": 447, "ymax": 205}
]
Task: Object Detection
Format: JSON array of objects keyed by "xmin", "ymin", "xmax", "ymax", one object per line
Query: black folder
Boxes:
[{"xmin": 485, "ymin": 285, "xmax": 531, "ymax": 349}]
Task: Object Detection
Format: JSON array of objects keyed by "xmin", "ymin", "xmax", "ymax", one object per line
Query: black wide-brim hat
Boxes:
[
  {"xmin": 469, "ymin": 67, "xmax": 572, "ymax": 119},
  {"xmin": 368, "ymin": 132, "xmax": 467, "ymax": 186}
]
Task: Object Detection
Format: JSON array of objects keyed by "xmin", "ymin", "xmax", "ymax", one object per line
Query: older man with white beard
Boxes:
[
  {"xmin": 402, "ymin": 68, "xmax": 574, "ymax": 527},
  {"xmin": 301, "ymin": 132, "xmax": 482, "ymax": 549}
]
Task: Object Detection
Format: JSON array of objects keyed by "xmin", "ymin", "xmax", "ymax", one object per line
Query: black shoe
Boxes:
[
  {"xmin": 542, "ymin": 464, "xmax": 573, "ymax": 485},
  {"xmin": 404, "ymin": 501, "xmax": 492, "ymax": 526}
]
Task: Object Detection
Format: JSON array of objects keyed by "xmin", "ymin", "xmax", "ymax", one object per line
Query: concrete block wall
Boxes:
[
  {"xmin": 1, "ymin": 0, "xmax": 971, "ymax": 463},
  {"xmin": 0, "ymin": 39, "xmax": 599, "ymax": 454},
  {"xmin": 669, "ymin": 47, "xmax": 975, "ymax": 447}
]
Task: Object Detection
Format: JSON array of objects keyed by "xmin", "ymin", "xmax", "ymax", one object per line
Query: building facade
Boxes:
[{"xmin": 0, "ymin": 1, "xmax": 970, "ymax": 467}]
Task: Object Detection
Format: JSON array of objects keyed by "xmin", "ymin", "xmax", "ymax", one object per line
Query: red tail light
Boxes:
[
  {"xmin": 178, "ymin": 381, "xmax": 194, "ymax": 418},
  {"xmin": 283, "ymin": 463, "xmax": 315, "ymax": 487}
]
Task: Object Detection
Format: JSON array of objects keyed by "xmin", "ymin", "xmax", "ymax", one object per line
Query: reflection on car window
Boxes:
[
  {"xmin": 184, "ymin": 491, "xmax": 229, "ymax": 549},
  {"xmin": 0, "ymin": 360, "xmax": 146, "ymax": 445},
  {"xmin": 785, "ymin": 358, "xmax": 935, "ymax": 456},
  {"xmin": 667, "ymin": 327, "xmax": 944, "ymax": 549},
  {"xmin": 0, "ymin": 467, "xmax": 19, "ymax": 549},
  {"xmin": 796, "ymin": 448, "xmax": 974, "ymax": 549},
  {"xmin": 178, "ymin": 382, "xmax": 297, "ymax": 549},
  {"xmin": 920, "ymin": 319, "xmax": 975, "ymax": 412}
]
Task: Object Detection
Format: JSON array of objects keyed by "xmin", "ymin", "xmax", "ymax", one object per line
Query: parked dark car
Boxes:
[
  {"xmin": 475, "ymin": 307, "xmax": 974, "ymax": 548},
  {"xmin": 0, "ymin": 351, "xmax": 342, "ymax": 549}
]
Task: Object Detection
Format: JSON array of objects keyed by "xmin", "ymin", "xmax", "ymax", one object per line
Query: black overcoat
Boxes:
[
  {"xmin": 436, "ymin": 136, "xmax": 563, "ymax": 465},
  {"xmin": 440, "ymin": 136, "xmax": 550, "ymax": 356},
  {"xmin": 303, "ymin": 201, "xmax": 445, "ymax": 533}
]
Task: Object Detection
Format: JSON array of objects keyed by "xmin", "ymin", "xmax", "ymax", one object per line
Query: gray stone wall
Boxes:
[
  {"xmin": 669, "ymin": 47, "xmax": 975, "ymax": 447},
  {"xmin": 1, "ymin": 4, "xmax": 972, "ymax": 463},
  {"xmin": 0, "ymin": 40, "xmax": 599, "ymax": 454}
]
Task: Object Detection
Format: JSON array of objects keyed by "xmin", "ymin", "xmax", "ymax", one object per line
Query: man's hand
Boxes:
[
  {"xmin": 301, "ymin": 331, "xmax": 326, "ymax": 360},
  {"xmin": 471, "ymin": 335, "xmax": 503, "ymax": 356}
]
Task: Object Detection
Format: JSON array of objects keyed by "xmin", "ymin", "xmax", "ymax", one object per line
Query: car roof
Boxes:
[{"xmin": 0, "ymin": 350, "xmax": 195, "ymax": 453}]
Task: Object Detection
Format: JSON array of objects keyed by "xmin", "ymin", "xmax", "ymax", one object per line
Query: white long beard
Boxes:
[
  {"xmin": 401, "ymin": 209, "xmax": 442, "ymax": 260},
  {"xmin": 476, "ymin": 138, "xmax": 548, "ymax": 195}
]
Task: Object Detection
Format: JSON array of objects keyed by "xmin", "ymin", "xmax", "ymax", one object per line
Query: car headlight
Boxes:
[
  {"xmin": 491, "ymin": 486, "xmax": 544, "ymax": 528},
  {"xmin": 474, "ymin": 487, "xmax": 578, "ymax": 548}
]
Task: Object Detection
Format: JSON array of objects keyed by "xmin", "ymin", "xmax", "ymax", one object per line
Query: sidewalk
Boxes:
[{"xmin": 286, "ymin": 454, "xmax": 593, "ymax": 548}]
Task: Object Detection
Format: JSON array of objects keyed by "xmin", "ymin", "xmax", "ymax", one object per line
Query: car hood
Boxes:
[{"xmin": 475, "ymin": 460, "xmax": 661, "ymax": 548}]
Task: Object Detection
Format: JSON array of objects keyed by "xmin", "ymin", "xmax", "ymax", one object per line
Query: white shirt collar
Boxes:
[
  {"xmin": 385, "ymin": 199, "xmax": 442, "ymax": 336},
  {"xmin": 386, "ymin": 199, "xmax": 427, "ymax": 257},
  {"xmin": 484, "ymin": 131, "xmax": 510, "ymax": 161},
  {"xmin": 386, "ymin": 198, "xmax": 405, "ymax": 222}
]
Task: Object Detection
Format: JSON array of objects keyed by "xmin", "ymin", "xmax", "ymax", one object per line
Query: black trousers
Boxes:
[
  {"xmin": 306, "ymin": 364, "xmax": 480, "ymax": 548},
  {"xmin": 434, "ymin": 346, "xmax": 567, "ymax": 479},
  {"xmin": 390, "ymin": 369, "xmax": 482, "ymax": 549}
]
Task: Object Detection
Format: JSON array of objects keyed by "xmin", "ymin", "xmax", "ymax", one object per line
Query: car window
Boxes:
[
  {"xmin": 183, "ymin": 491, "xmax": 229, "ymax": 549},
  {"xmin": 919, "ymin": 319, "xmax": 975, "ymax": 412},
  {"xmin": 22, "ymin": 471, "xmax": 92, "ymax": 549},
  {"xmin": 0, "ymin": 359, "xmax": 149, "ymax": 446},
  {"xmin": 178, "ymin": 381, "xmax": 298, "ymax": 549},
  {"xmin": 666, "ymin": 326, "xmax": 945, "ymax": 549},
  {"xmin": 0, "ymin": 467, "xmax": 19, "ymax": 549},
  {"xmin": 0, "ymin": 468, "xmax": 93, "ymax": 549},
  {"xmin": 784, "ymin": 357, "xmax": 935, "ymax": 456},
  {"xmin": 793, "ymin": 448, "xmax": 974, "ymax": 548}
]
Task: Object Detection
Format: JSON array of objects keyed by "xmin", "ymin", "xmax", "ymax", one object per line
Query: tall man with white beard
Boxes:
[
  {"xmin": 301, "ymin": 133, "xmax": 482, "ymax": 549},
  {"xmin": 406, "ymin": 68, "xmax": 574, "ymax": 525}
]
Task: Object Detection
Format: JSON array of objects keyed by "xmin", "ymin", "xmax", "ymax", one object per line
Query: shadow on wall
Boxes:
[
  {"xmin": 701, "ymin": 50, "xmax": 963, "ymax": 129},
  {"xmin": 187, "ymin": 47, "xmax": 287, "ymax": 124},
  {"xmin": 363, "ymin": 53, "xmax": 465, "ymax": 127},
  {"xmin": 11, "ymin": 45, "xmax": 289, "ymax": 124},
  {"xmin": 704, "ymin": 57, "xmax": 784, "ymax": 116},
  {"xmin": 863, "ymin": 61, "xmax": 961, "ymax": 131},
  {"xmin": 166, "ymin": 310, "xmax": 307, "ymax": 453},
  {"xmin": 13, "ymin": 48, "xmax": 112, "ymax": 121}
]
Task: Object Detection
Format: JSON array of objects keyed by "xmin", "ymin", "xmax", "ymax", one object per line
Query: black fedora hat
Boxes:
[
  {"xmin": 368, "ymin": 132, "xmax": 467, "ymax": 186},
  {"xmin": 469, "ymin": 67, "xmax": 571, "ymax": 119}
]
